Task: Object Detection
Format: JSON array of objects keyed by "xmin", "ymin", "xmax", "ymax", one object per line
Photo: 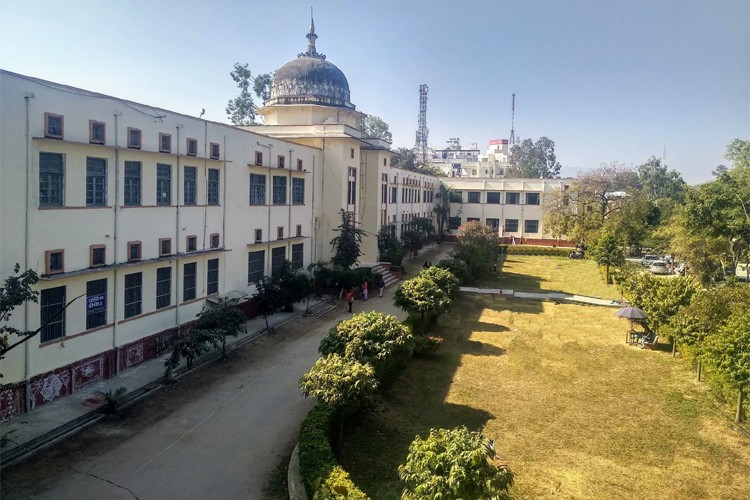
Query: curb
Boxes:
[{"xmin": 287, "ymin": 442, "xmax": 307, "ymax": 500}]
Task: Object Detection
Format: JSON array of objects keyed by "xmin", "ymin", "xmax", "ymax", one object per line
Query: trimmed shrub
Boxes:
[
  {"xmin": 419, "ymin": 266, "xmax": 460, "ymax": 298},
  {"xmin": 437, "ymin": 258, "xmax": 470, "ymax": 285},
  {"xmin": 505, "ymin": 245, "xmax": 571, "ymax": 257},
  {"xmin": 314, "ymin": 466, "xmax": 369, "ymax": 499}
]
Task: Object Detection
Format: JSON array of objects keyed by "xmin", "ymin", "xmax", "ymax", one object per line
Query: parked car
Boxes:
[
  {"xmin": 641, "ymin": 254, "xmax": 660, "ymax": 266},
  {"xmin": 650, "ymin": 260, "xmax": 670, "ymax": 275}
]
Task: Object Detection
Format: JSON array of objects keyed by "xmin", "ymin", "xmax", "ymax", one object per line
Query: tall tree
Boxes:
[
  {"xmin": 330, "ymin": 210, "xmax": 366, "ymax": 269},
  {"xmin": 545, "ymin": 162, "xmax": 639, "ymax": 243},
  {"xmin": 588, "ymin": 233, "xmax": 625, "ymax": 284},
  {"xmin": 190, "ymin": 297, "xmax": 245, "ymax": 359},
  {"xmin": 636, "ymin": 156, "xmax": 687, "ymax": 203},
  {"xmin": 356, "ymin": 115, "xmax": 392, "ymax": 142},
  {"xmin": 433, "ymin": 184, "xmax": 455, "ymax": 243},
  {"xmin": 507, "ymin": 136, "xmax": 562, "ymax": 178},
  {"xmin": 704, "ymin": 309, "xmax": 750, "ymax": 423},
  {"xmin": 225, "ymin": 62, "xmax": 271, "ymax": 126},
  {"xmin": 391, "ymin": 147, "xmax": 418, "ymax": 171}
]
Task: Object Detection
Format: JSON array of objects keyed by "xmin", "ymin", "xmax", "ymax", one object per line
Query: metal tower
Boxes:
[
  {"xmin": 415, "ymin": 84, "xmax": 429, "ymax": 164},
  {"xmin": 509, "ymin": 93, "xmax": 516, "ymax": 146}
]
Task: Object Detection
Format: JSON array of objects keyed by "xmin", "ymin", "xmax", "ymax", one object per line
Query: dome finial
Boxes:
[{"xmin": 299, "ymin": 7, "xmax": 326, "ymax": 59}]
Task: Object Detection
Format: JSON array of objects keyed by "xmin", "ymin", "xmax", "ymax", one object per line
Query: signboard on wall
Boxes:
[{"xmin": 87, "ymin": 294, "xmax": 106, "ymax": 314}]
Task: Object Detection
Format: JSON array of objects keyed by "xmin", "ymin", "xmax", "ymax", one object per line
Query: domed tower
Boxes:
[{"xmin": 257, "ymin": 12, "xmax": 362, "ymax": 127}]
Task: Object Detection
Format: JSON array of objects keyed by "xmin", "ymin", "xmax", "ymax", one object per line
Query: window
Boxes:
[
  {"xmin": 207, "ymin": 168, "xmax": 220, "ymax": 205},
  {"xmin": 350, "ymin": 148, "xmax": 355, "ymax": 159},
  {"xmin": 255, "ymin": 151, "xmax": 263, "ymax": 166},
  {"xmin": 86, "ymin": 157, "xmax": 107, "ymax": 206},
  {"xmin": 248, "ymin": 250, "xmax": 265, "ymax": 283},
  {"xmin": 525, "ymin": 219, "xmax": 539, "ymax": 233},
  {"xmin": 210, "ymin": 233, "xmax": 220, "ymax": 248},
  {"xmin": 39, "ymin": 152, "xmax": 64, "ymax": 206},
  {"xmin": 297, "ymin": 159, "xmax": 303, "ymax": 171},
  {"xmin": 45, "ymin": 249, "xmax": 64, "ymax": 275},
  {"xmin": 296, "ymin": 224, "xmax": 302, "ymax": 237},
  {"xmin": 127, "ymin": 128, "xmax": 142, "ymax": 149},
  {"xmin": 124, "ymin": 161, "xmax": 141, "ymax": 206},
  {"xmin": 127, "ymin": 241, "xmax": 142, "ymax": 261},
  {"xmin": 486, "ymin": 218, "xmax": 500, "ymax": 231},
  {"xmin": 89, "ymin": 120, "xmax": 105, "ymax": 144},
  {"xmin": 467, "ymin": 191, "xmax": 480, "ymax": 203},
  {"xmin": 449, "ymin": 217, "xmax": 462, "ymax": 230},
  {"xmin": 254, "ymin": 228, "xmax": 263, "ymax": 243},
  {"xmin": 186, "ymin": 235, "xmax": 197, "ymax": 252},
  {"xmin": 40, "ymin": 286, "xmax": 66, "ymax": 342},
  {"xmin": 207, "ymin": 258, "xmax": 219, "ymax": 294},
  {"xmin": 184, "ymin": 166, "xmax": 197, "ymax": 205},
  {"xmin": 526, "ymin": 192, "xmax": 541, "ymax": 205},
  {"xmin": 250, "ymin": 174, "xmax": 266, "ymax": 205},
  {"xmin": 124, "ymin": 272, "xmax": 142, "ymax": 319},
  {"xmin": 505, "ymin": 219, "xmax": 519, "ymax": 232},
  {"xmin": 271, "ymin": 247, "xmax": 285, "ymax": 277},
  {"xmin": 506, "ymin": 192, "xmax": 520, "ymax": 204},
  {"xmin": 277, "ymin": 226, "xmax": 284, "ymax": 240},
  {"xmin": 390, "ymin": 186, "xmax": 397, "ymax": 204},
  {"xmin": 90, "ymin": 244, "xmax": 106, "ymax": 267},
  {"xmin": 210, "ymin": 142, "xmax": 220, "ymax": 160},
  {"xmin": 159, "ymin": 238, "xmax": 172, "ymax": 256},
  {"xmin": 292, "ymin": 243, "xmax": 304, "ymax": 270},
  {"xmin": 347, "ymin": 168, "xmax": 356, "ymax": 205},
  {"xmin": 277, "ymin": 155, "xmax": 285, "ymax": 169},
  {"xmin": 487, "ymin": 192, "xmax": 501, "ymax": 204},
  {"xmin": 272, "ymin": 175, "xmax": 287, "ymax": 205},
  {"xmin": 292, "ymin": 178, "xmax": 305, "ymax": 205},
  {"xmin": 467, "ymin": 217, "xmax": 480, "ymax": 222},
  {"xmin": 156, "ymin": 267, "xmax": 171, "ymax": 309},
  {"xmin": 383, "ymin": 158, "xmax": 387, "ymax": 166},
  {"xmin": 86, "ymin": 278, "xmax": 107, "ymax": 330},
  {"xmin": 187, "ymin": 138, "xmax": 198, "ymax": 156},
  {"xmin": 159, "ymin": 133, "xmax": 172, "ymax": 153},
  {"xmin": 183, "ymin": 262, "xmax": 197, "ymax": 301},
  {"xmin": 381, "ymin": 183, "xmax": 387, "ymax": 204},
  {"xmin": 44, "ymin": 113, "xmax": 64, "ymax": 139},
  {"xmin": 156, "ymin": 164, "xmax": 171, "ymax": 205}
]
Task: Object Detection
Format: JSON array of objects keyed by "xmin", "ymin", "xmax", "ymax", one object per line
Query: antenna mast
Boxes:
[
  {"xmin": 509, "ymin": 93, "xmax": 516, "ymax": 146},
  {"xmin": 415, "ymin": 84, "xmax": 429, "ymax": 164}
]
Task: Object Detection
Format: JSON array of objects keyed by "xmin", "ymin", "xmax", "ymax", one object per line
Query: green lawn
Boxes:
[{"xmin": 340, "ymin": 257, "xmax": 750, "ymax": 499}]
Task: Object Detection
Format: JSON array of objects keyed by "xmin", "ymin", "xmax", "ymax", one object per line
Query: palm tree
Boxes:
[{"xmin": 433, "ymin": 185, "xmax": 456, "ymax": 243}]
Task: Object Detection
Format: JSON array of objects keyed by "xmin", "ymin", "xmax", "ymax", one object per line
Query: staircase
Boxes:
[{"xmin": 371, "ymin": 263, "xmax": 401, "ymax": 289}]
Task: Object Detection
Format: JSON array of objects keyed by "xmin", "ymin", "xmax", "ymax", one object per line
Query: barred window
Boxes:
[
  {"xmin": 292, "ymin": 243, "xmax": 304, "ymax": 270},
  {"xmin": 124, "ymin": 161, "xmax": 141, "ymax": 206},
  {"xmin": 292, "ymin": 178, "xmax": 305, "ymax": 205},
  {"xmin": 272, "ymin": 176, "xmax": 287, "ymax": 205},
  {"xmin": 248, "ymin": 251, "xmax": 265, "ymax": 283},
  {"xmin": 207, "ymin": 258, "xmax": 219, "ymax": 294},
  {"xmin": 40, "ymin": 286, "xmax": 66, "ymax": 342},
  {"xmin": 250, "ymin": 174, "xmax": 266, "ymax": 205},
  {"xmin": 124, "ymin": 273, "xmax": 142, "ymax": 319},
  {"xmin": 183, "ymin": 263, "xmax": 197, "ymax": 301},
  {"xmin": 157, "ymin": 164, "xmax": 171, "ymax": 205},
  {"xmin": 184, "ymin": 166, "xmax": 197, "ymax": 205},
  {"xmin": 271, "ymin": 247, "xmax": 285, "ymax": 277},
  {"xmin": 39, "ymin": 153, "xmax": 64, "ymax": 206},
  {"xmin": 86, "ymin": 157, "xmax": 107, "ymax": 206},
  {"xmin": 207, "ymin": 169, "xmax": 220, "ymax": 205},
  {"xmin": 156, "ymin": 267, "xmax": 171, "ymax": 309},
  {"xmin": 86, "ymin": 278, "xmax": 107, "ymax": 330}
]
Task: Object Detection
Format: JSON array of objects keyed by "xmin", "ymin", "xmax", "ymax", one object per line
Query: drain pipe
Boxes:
[
  {"xmin": 175, "ymin": 125, "xmax": 182, "ymax": 336},
  {"xmin": 23, "ymin": 91, "xmax": 35, "ymax": 411},
  {"xmin": 113, "ymin": 111, "xmax": 122, "ymax": 374}
]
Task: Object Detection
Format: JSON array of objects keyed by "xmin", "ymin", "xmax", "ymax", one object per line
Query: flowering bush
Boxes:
[{"xmin": 414, "ymin": 335, "xmax": 443, "ymax": 355}]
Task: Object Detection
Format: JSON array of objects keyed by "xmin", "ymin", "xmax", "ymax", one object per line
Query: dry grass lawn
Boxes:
[{"xmin": 340, "ymin": 256, "xmax": 750, "ymax": 499}]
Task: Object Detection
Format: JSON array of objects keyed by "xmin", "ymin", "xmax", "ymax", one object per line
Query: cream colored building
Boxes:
[
  {"xmin": 0, "ymin": 19, "xmax": 434, "ymax": 416},
  {"xmin": 439, "ymin": 177, "xmax": 571, "ymax": 244}
]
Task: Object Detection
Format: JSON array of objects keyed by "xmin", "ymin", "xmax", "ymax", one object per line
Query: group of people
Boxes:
[{"xmin": 338, "ymin": 277, "xmax": 386, "ymax": 313}]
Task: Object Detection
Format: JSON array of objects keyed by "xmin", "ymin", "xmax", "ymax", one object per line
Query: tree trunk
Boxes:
[
  {"xmin": 605, "ymin": 264, "xmax": 610, "ymax": 284},
  {"xmin": 737, "ymin": 386, "xmax": 745, "ymax": 424},
  {"xmin": 696, "ymin": 359, "xmax": 702, "ymax": 382}
]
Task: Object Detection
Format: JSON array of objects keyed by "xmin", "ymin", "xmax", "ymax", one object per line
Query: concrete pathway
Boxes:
[{"xmin": 459, "ymin": 287, "xmax": 621, "ymax": 307}]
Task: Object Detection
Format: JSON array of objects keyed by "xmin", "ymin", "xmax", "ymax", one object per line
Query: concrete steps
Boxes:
[{"xmin": 371, "ymin": 263, "xmax": 401, "ymax": 289}]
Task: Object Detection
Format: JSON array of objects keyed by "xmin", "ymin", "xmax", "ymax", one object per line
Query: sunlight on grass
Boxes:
[{"xmin": 340, "ymin": 258, "xmax": 750, "ymax": 499}]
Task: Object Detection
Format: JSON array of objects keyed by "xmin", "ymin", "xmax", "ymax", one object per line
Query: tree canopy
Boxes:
[
  {"xmin": 451, "ymin": 221, "xmax": 501, "ymax": 278},
  {"xmin": 330, "ymin": 210, "xmax": 366, "ymax": 269},
  {"xmin": 507, "ymin": 136, "xmax": 562, "ymax": 178},
  {"xmin": 356, "ymin": 115, "xmax": 392, "ymax": 142},
  {"xmin": 226, "ymin": 62, "xmax": 272, "ymax": 126}
]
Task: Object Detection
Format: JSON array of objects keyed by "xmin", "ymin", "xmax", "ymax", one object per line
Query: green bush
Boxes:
[
  {"xmin": 311, "ymin": 265, "xmax": 376, "ymax": 292},
  {"xmin": 436, "ymin": 258, "xmax": 470, "ymax": 285},
  {"xmin": 505, "ymin": 245, "xmax": 571, "ymax": 257},
  {"xmin": 313, "ymin": 466, "xmax": 369, "ymax": 499},
  {"xmin": 298, "ymin": 403, "xmax": 369, "ymax": 499}
]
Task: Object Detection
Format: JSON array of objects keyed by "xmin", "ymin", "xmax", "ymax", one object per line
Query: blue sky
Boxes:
[{"xmin": 1, "ymin": 0, "xmax": 747, "ymax": 183}]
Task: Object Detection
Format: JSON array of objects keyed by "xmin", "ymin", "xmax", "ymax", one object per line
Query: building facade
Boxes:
[{"xmin": 0, "ymin": 20, "xmax": 436, "ymax": 417}]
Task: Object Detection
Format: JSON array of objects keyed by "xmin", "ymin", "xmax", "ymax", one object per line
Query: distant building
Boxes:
[{"xmin": 428, "ymin": 138, "xmax": 510, "ymax": 178}]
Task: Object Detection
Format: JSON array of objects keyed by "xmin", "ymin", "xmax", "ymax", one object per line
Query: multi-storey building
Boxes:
[
  {"xmin": 429, "ymin": 138, "xmax": 511, "ymax": 178},
  {"xmin": 0, "ymin": 19, "xmax": 434, "ymax": 417},
  {"xmin": 439, "ymin": 177, "xmax": 572, "ymax": 245}
]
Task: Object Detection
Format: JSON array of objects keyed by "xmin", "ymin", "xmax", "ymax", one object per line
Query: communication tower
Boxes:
[
  {"xmin": 509, "ymin": 93, "xmax": 516, "ymax": 146},
  {"xmin": 415, "ymin": 84, "xmax": 429, "ymax": 164}
]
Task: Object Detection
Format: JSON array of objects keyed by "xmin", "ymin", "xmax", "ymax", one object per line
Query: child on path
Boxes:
[
  {"xmin": 345, "ymin": 289, "xmax": 354, "ymax": 313},
  {"xmin": 378, "ymin": 277, "xmax": 385, "ymax": 297},
  {"xmin": 361, "ymin": 280, "xmax": 369, "ymax": 301}
]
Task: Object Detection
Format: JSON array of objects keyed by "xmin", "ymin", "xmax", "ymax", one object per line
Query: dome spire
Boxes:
[{"xmin": 299, "ymin": 7, "xmax": 326, "ymax": 60}]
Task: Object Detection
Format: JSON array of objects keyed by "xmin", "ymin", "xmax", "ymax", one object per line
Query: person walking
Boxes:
[
  {"xmin": 345, "ymin": 289, "xmax": 354, "ymax": 313},
  {"xmin": 378, "ymin": 277, "xmax": 385, "ymax": 297},
  {"xmin": 361, "ymin": 280, "xmax": 369, "ymax": 301}
]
